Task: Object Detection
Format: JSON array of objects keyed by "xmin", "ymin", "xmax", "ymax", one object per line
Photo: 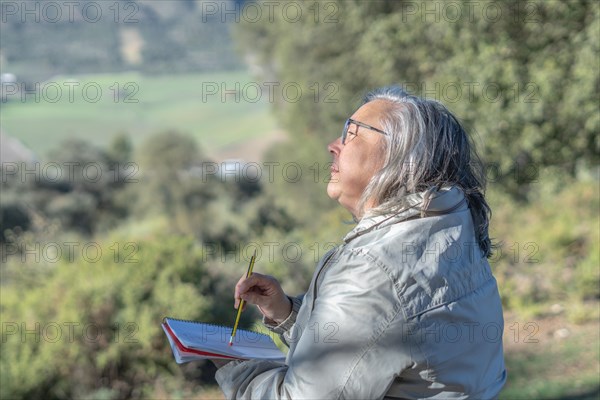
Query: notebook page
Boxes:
[
  {"xmin": 162, "ymin": 323, "xmax": 239, "ymax": 363},
  {"xmin": 165, "ymin": 318, "xmax": 285, "ymax": 361}
]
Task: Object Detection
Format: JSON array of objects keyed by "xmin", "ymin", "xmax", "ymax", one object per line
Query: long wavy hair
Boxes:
[{"xmin": 359, "ymin": 86, "xmax": 493, "ymax": 258}]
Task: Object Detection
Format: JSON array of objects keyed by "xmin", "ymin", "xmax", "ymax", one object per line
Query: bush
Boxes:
[
  {"xmin": 488, "ymin": 171, "xmax": 599, "ymax": 316},
  {"xmin": 0, "ymin": 234, "xmax": 218, "ymax": 400}
]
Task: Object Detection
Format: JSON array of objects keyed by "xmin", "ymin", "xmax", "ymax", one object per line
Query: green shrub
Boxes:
[
  {"xmin": 1, "ymin": 234, "xmax": 217, "ymax": 400},
  {"xmin": 488, "ymin": 172, "xmax": 599, "ymax": 316}
]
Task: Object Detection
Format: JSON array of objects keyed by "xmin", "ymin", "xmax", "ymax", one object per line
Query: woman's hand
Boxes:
[{"xmin": 234, "ymin": 272, "xmax": 292, "ymax": 324}]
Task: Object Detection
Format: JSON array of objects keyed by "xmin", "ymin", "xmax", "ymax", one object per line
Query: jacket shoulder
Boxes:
[{"xmin": 348, "ymin": 210, "xmax": 493, "ymax": 319}]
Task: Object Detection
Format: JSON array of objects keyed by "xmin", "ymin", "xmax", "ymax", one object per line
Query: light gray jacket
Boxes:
[{"xmin": 216, "ymin": 187, "xmax": 506, "ymax": 399}]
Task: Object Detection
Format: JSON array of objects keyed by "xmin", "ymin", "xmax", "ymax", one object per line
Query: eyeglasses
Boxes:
[{"xmin": 341, "ymin": 118, "xmax": 388, "ymax": 145}]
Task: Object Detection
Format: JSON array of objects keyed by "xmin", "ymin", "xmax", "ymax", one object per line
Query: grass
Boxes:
[
  {"xmin": 501, "ymin": 317, "xmax": 600, "ymax": 399},
  {"xmin": 0, "ymin": 70, "xmax": 278, "ymax": 158}
]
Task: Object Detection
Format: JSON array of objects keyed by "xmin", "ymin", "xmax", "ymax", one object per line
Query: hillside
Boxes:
[{"xmin": 0, "ymin": 0, "xmax": 243, "ymax": 81}]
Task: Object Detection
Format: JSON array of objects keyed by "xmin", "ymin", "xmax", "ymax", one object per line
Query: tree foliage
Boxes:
[
  {"xmin": 0, "ymin": 138, "xmax": 132, "ymax": 241},
  {"xmin": 0, "ymin": 235, "xmax": 214, "ymax": 400},
  {"xmin": 235, "ymin": 0, "xmax": 599, "ymax": 199}
]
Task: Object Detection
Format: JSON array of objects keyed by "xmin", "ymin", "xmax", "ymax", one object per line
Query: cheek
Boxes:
[
  {"xmin": 365, "ymin": 146, "xmax": 386, "ymax": 177},
  {"xmin": 341, "ymin": 146, "xmax": 384, "ymax": 176},
  {"xmin": 365, "ymin": 152, "xmax": 383, "ymax": 173},
  {"xmin": 338, "ymin": 153, "xmax": 379, "ymax": 191}
]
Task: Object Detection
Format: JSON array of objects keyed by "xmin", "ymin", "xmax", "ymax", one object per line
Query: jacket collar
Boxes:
[{"xmin": 343, "ymin": 186, "xmax": 467, "ymax": 243}]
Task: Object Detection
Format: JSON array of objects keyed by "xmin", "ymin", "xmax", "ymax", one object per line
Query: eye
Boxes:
[{"xmin": 347, "ymin": 127, "xmax": 358, "ymax": 140}]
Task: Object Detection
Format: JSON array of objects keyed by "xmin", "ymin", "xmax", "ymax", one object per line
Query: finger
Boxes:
[
  {"xmin": 235, "ymin": 275, "xmax": 266, "ymax": 308},
  {"xmin": 240, "ymin": 291, "xmax": 266, "ymax": 306},
  {"xmin": 234, "ymin": 274, "xmax": 248, "ymax": 300},
  {"xmin": 235, "ymin": 273, "xmax": 268, "ymax": 298},
  {"xmin": 234, "ymin": 294, "xmax": 252, "ymax": 311}
]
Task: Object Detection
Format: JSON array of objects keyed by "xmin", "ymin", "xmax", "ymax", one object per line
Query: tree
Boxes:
[
  {"xmin": 137, "ymin": 131, "xmax": 202, "ymax": 216},
  {"xmin": 234, "ymin": 0, "xmax": 599, "ymax": 200}
]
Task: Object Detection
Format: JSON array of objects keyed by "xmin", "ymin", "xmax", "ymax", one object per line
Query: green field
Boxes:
[{"xmin": 0, "ymin": 70, "xmax": 278, "ymax": 158}]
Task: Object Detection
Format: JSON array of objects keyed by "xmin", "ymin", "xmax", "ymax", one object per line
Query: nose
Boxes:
[{"xmin": 328, "ymin": 137, "xmax": 342, "ymax": 156}]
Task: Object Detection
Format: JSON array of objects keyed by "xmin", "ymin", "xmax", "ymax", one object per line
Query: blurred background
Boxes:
[{"xmin": 0, "ymin": 0, "xmax": 598, "ymax": 399}]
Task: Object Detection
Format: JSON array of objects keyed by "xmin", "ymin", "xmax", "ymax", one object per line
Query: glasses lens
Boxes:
[{"xmin": 342, "ymin": 119, "xmax": 350, "ymax": 145}]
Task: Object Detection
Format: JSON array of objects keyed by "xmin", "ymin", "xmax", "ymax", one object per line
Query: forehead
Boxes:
[{"xmin": 351, "ymin": 99, "xmax": 393, "ymax": 126}]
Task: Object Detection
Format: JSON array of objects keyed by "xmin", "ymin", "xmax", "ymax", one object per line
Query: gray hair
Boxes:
[{"xmin": 360, "ymin": 86, "xmax": 493, "ymax": 258}]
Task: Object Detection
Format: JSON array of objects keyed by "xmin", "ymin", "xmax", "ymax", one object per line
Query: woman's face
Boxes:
[{"xmin": 327, "ymin": 100, "xmax": 389, "ymax": 217}]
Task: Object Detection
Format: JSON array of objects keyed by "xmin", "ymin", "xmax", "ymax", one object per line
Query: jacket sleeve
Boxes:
[
  {"xmin": 262, "ymin": 294, "xmax": 304, "ymax": 347},
  {"xmin": 215, "ymin": 251, "xmax": 411, "ymax": 399}
]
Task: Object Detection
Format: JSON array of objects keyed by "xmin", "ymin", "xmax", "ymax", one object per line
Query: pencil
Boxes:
[{"xmin": 229, "ymin": 249, "xmax": 257, "ymax": 346}]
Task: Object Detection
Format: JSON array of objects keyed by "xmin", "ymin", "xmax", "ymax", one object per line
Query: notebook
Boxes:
[{"xmin": 162, "ymin": 317, "xmax": 286, "ymax": 364}]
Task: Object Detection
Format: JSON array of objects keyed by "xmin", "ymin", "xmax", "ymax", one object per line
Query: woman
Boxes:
[{"xmin": 213, "ymin": 87, "xmax": 507, "ymax": 399}]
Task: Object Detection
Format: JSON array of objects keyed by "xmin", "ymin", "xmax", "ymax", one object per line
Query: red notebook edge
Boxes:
[{"xmin": 162, "ymin": 321, "xmax": 241, "ymax": 360}]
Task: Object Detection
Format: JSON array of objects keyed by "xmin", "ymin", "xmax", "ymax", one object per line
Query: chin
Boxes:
[{"xmin": 326, "ymin": 183, "xmax": 338, "ymax": 201}]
